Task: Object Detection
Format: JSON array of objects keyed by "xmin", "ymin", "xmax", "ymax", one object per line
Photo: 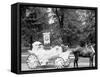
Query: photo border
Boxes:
[{"xmin": 15, "ymin": 2, "xmax": 98, "ymax": 74}]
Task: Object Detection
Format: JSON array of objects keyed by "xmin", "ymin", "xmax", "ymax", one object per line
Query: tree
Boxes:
[
  {"xmin": 52, "ymin": 8, "xmax": 96, "ymax": 46},
  {"xmin": 21, "ymin": 7, "xmax": 49, "ymax": 49},
  {"xmin": 21, "ymin": 6, "xmax": 96, "ymax": 49}
]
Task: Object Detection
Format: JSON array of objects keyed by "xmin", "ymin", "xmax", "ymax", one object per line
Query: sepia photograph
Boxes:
[{"xmin": 20, "ymin": 4, "xmax": 97, "ymax": 71}]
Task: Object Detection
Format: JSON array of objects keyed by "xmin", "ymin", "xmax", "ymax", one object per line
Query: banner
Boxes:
[{"xmin": 43, "ymin": 32, "xmax": 50, "ymax": 44}]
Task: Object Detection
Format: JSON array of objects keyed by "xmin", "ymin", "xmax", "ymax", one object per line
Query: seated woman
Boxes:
[{"xmin": 28, "ymin": 41, "xmax": 42, "ymax": 53}]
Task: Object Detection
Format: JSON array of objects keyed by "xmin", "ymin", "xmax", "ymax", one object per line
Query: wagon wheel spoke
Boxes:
[
  {"xmin": 26, "ymin": 54, "xmax": 40, "ymax": 69},
  {"xmin": 55, "ymin": 57, "xmax": 65, "ymax": 69}
]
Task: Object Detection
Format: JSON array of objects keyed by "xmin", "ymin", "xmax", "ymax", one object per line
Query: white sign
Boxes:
[{"xmin": 43, "ymin": 32, "xmax": 50, "ymax": 44}]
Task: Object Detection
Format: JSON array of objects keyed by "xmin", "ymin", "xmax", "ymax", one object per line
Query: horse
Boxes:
[{"xmin": 72, "ymin": 44, "xmax": 95, "ymax": 68}]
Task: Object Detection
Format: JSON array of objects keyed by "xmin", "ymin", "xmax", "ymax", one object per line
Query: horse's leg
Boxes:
[
  {"xmin": 92, "ymin": 58, "xmax": 93, "ymax": 67},
  {"xmin": 89, "ymin": 58, "xmax": 91, "ymax": 67},
  {"xmin": 73, "ymin": 54, "xmax": 76, "ymax": 68},
  {"xmin": 74, "ymin": 55, "xmax": 76, "ymax": 68},
  {"xmin": 90, "ymin": 53, "xmax": 94, "ymax": 67},
  {"xmin": 74, "ymin": 56, "xmax": 78, "ymax": 68},
  {"xmin": 91, "ymin": 53, "xmax": 95, "ymax": 67},
  {"xmin": 89, "ymin": 57, "xmax": 92, "ymax": 67},
  {"xmin": 91, "ymin": 57, "xmax": 93, "ymax": 67},
  {"xmin": 76, "ymin": 57, "xmax": 78, "ymax": 68},
  {"xmin": 74, "ymin": 59, "xmax": 77, "ymax": 68},
  {"xmin": 74, "ymin": 54, "xmax": 77, "ymax": 68},
  {"xmin": 74, "ymin": 59, "xmax": 76, "ymax": 68},
  {"xmin": 89, "ymin": 57, "xmax": 93, "ymax": 67}
]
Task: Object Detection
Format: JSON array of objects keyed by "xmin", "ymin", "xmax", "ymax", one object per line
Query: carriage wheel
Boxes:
[
  {"xmin": 26, "ymin": 54, "xmax": 40, "ymax": 69},
  {"xmin": 65, "ymin": 57, "xmax": 71, "ymax": 67},
  {"xmin": 55, "ymin": 57, "xmax": 65, "ymax": 69}
]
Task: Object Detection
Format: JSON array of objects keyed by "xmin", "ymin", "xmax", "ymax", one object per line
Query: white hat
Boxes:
[{"xmin": 32, "ymin": 41, "xmax": 42, "ymax": 47}]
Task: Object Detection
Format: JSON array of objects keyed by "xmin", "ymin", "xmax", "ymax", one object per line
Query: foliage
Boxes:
[
  {"xmin": 21, "ymin": 6, "xmax": 96, "ymax": 49},
  {"xmin": 21, "ymin": 6, "xmax": 49, "ymax": 49},
  {"xmin": 52, "ymin": 9, "xmax": 96, "ymax": 46}
]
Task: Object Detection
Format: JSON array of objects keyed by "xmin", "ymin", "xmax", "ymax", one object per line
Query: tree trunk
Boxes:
[
  {"xmin": 59, "ymin": 10, "xmax": 64, "ymax": 44},
  {"xmin": 55, "ymin": 8, "xmax": 65, "ymax": 44},
  {"xmin": 30, "ymin": 35, "xmax": 33, "ymax": 50}
]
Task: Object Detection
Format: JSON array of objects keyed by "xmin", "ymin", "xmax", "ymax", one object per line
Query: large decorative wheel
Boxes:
[
  {"xmin": 65, "ymin": 57, "xmax": 71, "ymax": 67},
  {"xmin": 26, "ymin": 54, "xmax": 40, "ymax": 69},
  {"xmin": 54, "ymin": 57, "xmax": 65, "ymax": 69}
]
